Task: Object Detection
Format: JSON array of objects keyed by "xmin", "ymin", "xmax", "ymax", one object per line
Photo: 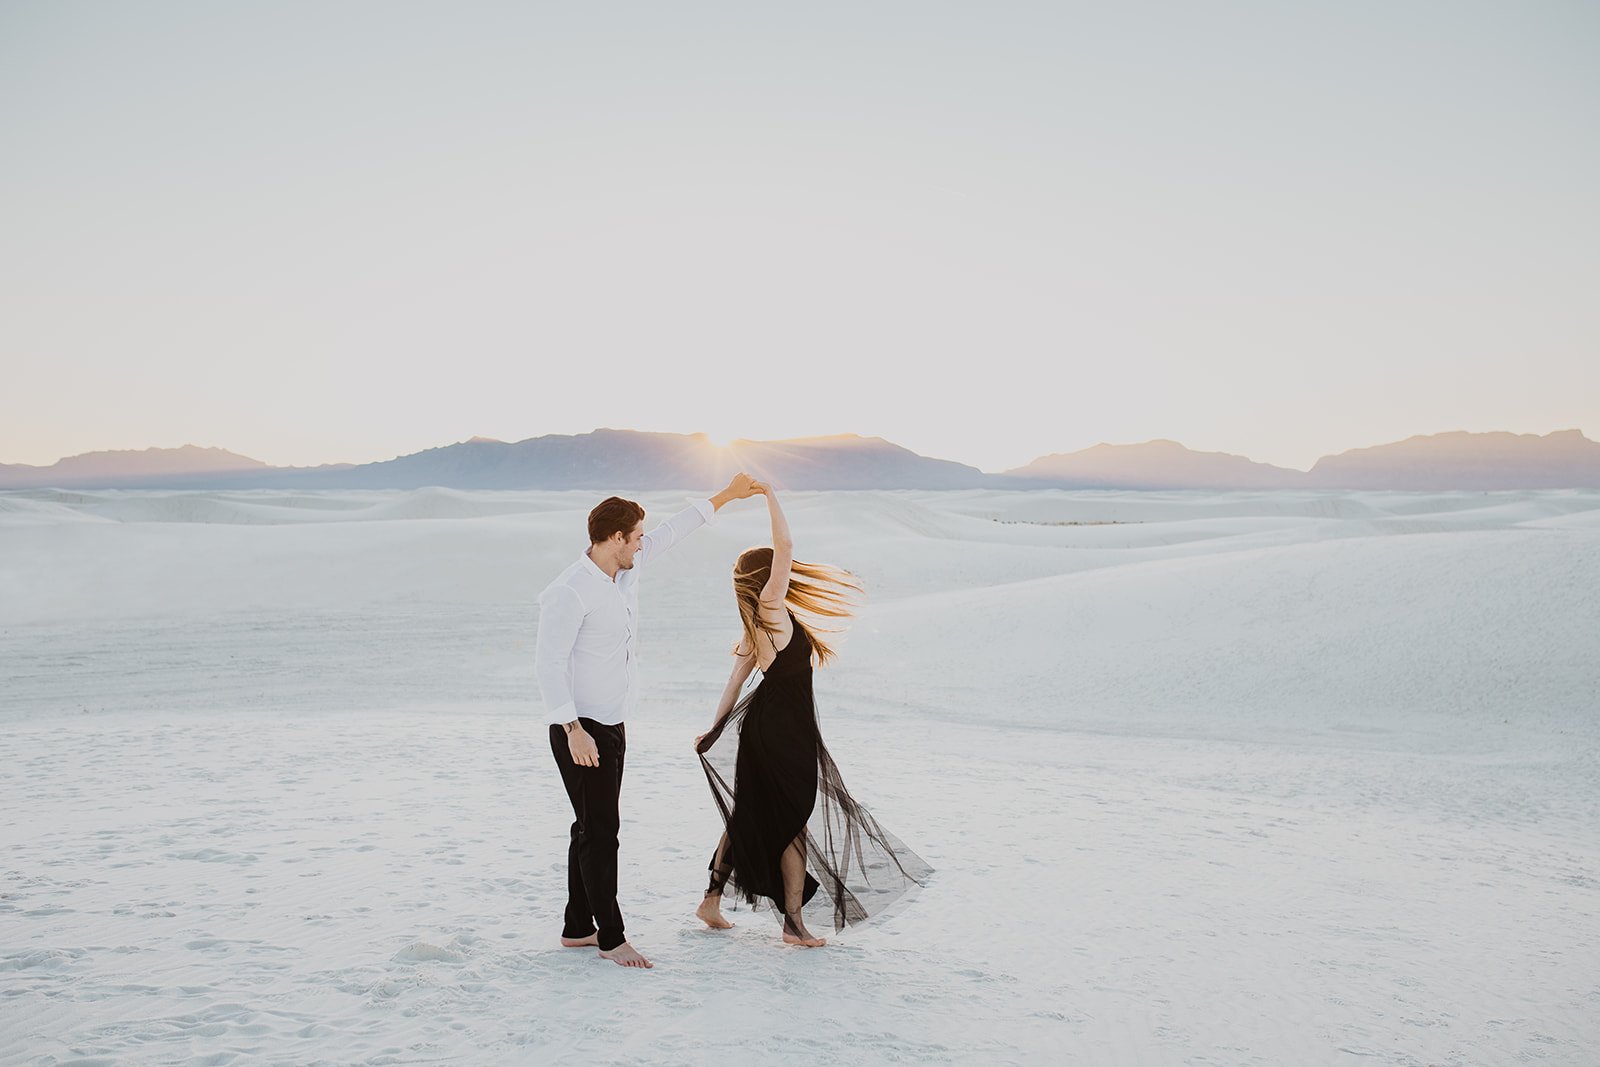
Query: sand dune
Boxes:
[{"xmin": 3, "ymin": 488, "xmax": 1597, "ymax": 1064}]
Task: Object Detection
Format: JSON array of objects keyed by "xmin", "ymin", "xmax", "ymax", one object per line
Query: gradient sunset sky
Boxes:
[{"xmin": 3, "ymin": 2, "xmax": 1596, "ymax": 473}]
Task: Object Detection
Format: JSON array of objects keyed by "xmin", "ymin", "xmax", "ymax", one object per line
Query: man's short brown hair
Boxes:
[{"xmin": 588, "ymin": 496, "xmax": 646, "ymax": 544}]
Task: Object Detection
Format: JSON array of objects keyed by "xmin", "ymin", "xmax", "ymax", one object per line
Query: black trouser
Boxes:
[{"xmin": 549, "ymin": 718, "xmax": 627, "ymax": 951}]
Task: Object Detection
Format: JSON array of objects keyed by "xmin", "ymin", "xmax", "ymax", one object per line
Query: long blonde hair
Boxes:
[{"xmin": 733, "ymin": 547, "xmax": 862, "ymax": 667}]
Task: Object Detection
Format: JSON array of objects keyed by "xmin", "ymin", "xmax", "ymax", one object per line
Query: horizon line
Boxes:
[{"xmin": 1, "ymin": 425, "xmax": 1591, "ymax": 476}]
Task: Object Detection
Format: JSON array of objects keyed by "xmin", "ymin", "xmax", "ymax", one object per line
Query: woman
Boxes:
[{"xmin": 694, "ymin": 482, "xmax": 930, "ymax": 946}]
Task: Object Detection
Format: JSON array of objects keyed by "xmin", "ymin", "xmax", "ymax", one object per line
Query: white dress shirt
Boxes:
[{"xmin": 535, "ymin": 499, "xmax": 717, "ymax": 726}]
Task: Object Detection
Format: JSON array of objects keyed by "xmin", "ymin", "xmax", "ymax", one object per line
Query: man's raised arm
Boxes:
[{"xmin": 635, "ymin": 473, "xmax": 761, "ymax": 567}]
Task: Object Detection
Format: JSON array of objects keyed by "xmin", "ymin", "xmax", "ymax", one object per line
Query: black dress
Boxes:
[{"xmin": 697, "ymin": 613, "xmax": 932, "ymax": 932}]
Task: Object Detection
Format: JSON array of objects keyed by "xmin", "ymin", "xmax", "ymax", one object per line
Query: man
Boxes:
[{"xmin": 535, "ymin": 474, "xmax": 759, "ymax": 968}]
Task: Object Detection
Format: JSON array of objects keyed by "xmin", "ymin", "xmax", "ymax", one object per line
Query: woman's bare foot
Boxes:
[
  {"xmin": 782, "ymin": 930, "xmax": 826, "ymax": 947},
  {"xmin": 782, "ymin": 913, "xmax": 825, "ymax": 948},
  {"xmin": 696, "ymin": 896, "xmax": 735, "ymax": 929},
  {"xmin": 559, "ymin": 932, "xmax": 598, "ymax": 947},
  {"xmin": 598, "ymin": 941, "xmax": 653, "ymax": 968}
]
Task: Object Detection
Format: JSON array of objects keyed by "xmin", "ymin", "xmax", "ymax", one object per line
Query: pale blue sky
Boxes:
[{"xmin": 3, "ymin": 1, "xmax": 1596, "ymax": 471}]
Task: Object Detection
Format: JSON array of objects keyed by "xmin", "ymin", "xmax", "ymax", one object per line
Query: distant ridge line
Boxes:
[{"xmin": 2, "ymin": 428, "xmax": 1597, "ymax": 491}]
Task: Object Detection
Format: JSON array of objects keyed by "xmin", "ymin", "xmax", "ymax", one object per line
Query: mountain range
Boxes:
[{"xmin": 3, "ymin": 429, "xmax": 1598, "ymax": 492}]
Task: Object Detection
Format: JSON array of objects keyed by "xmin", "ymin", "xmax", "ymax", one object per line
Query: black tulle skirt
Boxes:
[{"xmin": 696, "ymin": 627, "xmax": 931, "ymax": 932}]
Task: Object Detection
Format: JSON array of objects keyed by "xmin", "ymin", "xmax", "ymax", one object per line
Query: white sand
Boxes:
[{"xmin": 3, "ymin": 487, "xmax": 1597, "ymax": 1065}]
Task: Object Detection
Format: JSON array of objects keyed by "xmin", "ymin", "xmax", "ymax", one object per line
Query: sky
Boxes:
[{"xmin": 2, "ymin": 1, "xmax": 1596, "ymax": 474}]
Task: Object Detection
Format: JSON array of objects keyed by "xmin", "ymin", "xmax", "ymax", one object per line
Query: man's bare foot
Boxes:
[
  {"xmin": 696, "ymin": 896, "xmax": 735, "ymax": 929},
  {"xmin": 559, "ymin": 932, "xmax": 598, "ymax": 947},
  {"xmin": 598, "ymin": 941, "xmax": 653, "ymax": 968}
]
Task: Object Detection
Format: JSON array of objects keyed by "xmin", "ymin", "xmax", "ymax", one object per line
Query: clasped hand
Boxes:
[{"xmin": 724, "ymin": 473, "xmax": 769, "ymax": 499}]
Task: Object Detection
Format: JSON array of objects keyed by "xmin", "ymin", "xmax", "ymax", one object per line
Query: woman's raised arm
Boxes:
[{"xmin": 757, "ymin": 483, "xmax": 794, "ymax": 607}]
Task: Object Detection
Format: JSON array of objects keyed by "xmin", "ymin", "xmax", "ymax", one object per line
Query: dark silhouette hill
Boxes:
[
  {"xmin": 1002, "ymin": 439, "xmax": 1305, "ymax": 489},
  {"xmin": 276, "ymin": 429, "xmax": 720, "ymax": 490},
  {"xmin": 0, "ymin": 445, "xmax": 273, "ymax": 489},
  {"xmin": 262, "ymin": 430, "xmax": 989, "ymax": 491},
  {"xmin": 1305, "ymin": 429, "xmax": 1600, "ymax": 489}
]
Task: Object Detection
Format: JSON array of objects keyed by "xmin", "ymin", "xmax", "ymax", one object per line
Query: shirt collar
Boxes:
[{"xmin": 581, "ymin": 546, "xmax": 617, "ymax": 583}]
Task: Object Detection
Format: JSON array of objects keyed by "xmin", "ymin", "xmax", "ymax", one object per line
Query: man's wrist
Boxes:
[
  {"xmin": 709, "ymin": 489, "xmax": 734, "ymax": 511},
  {"xmin": 563, "ymin": 719, "xmax": 583, "ymax": 735}
]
